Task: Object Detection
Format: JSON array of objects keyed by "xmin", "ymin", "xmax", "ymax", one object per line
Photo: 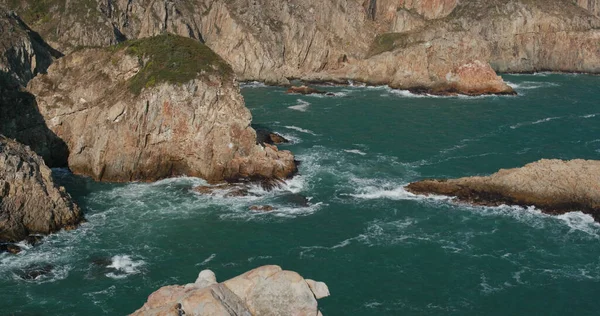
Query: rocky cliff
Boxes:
[
  {"xmin": 406, "ymin": 159, "xmax": 600, "ymax": 221},
  {"xmin": 132, "ymin": 265, "xmax": 329, "ymax": 316},
  {"xmin": 27, "ymin": 34, "xmax": 297, "ymax": 183},
  {"xmin": 4, "ymin": 0, "xmax": 600, "ymax": 94},
  {"xmin": 0, "ymin": 9, "xmax": 68, "ymax": 168},
  {"xmin": 0, "ymin": 135, "xmax": 82, "ymax": 243}
]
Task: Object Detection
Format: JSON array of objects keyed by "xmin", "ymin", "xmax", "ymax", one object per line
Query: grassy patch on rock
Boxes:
[
  {"xmin": 114, "ymin": 34, "xmax": 234, "ymax": 95},
  {"xmin": 368, "ymin": 32, "xmax": 425, "ymax": 56}
]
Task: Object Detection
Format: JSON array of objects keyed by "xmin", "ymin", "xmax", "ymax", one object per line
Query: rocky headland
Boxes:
[
  {"xmin": 132, "ymin": 265, "xmax": 329, "ymax": 316},
  {"xmin": 406, "ymin": 159, "xmax": 600, "ymax": 221},
  {"xmin": 0, "ymin": 135, "xmax": 82, "ymax": 243},
  {"xmin": 27, "ymin": 34, "xmax": 297, "ymax": 183}
]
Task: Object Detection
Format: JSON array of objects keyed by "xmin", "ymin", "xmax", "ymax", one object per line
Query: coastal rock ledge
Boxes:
[
  {"xmin": 0, "ymin": 135, "xmax": 82, "ymax": 242},
  {"xmin": 132, "ymin": 265, "xmax": 329, "ymax": 316},
  {"xmin": 406, "ymin": 159, "xmax": 600, "ymax": 221}
]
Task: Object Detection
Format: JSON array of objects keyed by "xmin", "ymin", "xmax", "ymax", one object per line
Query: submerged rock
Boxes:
[
  {"xmin": 132, "ymin": 265, "xmax": 329, "ymax": 316},
  {"xmin": 0, "ymin": 243, "xmax": 21, "ymax": 254},
  {"xmin": 17, "ymin": 264, "xmax": 54, "ymax": 280},
  {"xmin": 194, "ymin": 184, "xmax": 251, "ymax": 198},
  {"xmin": 249, "ymin": 205, "xmax": 275, "ymax": 212},
  {"xmin": 406, "ymin": 159, "xmax": 600, "ymax": 221},
  {"xmin": 28, "ymin": 34, "xmax": 297, "ymax": 183},
  {"xmin": 0, "ymin": 135, "xmax": 82, "ymax": 243}
]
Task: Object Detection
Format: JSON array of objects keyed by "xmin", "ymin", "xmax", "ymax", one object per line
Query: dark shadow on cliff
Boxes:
[{"xmin": 0, "ymin": 72, "xmax": 69, "ymax": 167}]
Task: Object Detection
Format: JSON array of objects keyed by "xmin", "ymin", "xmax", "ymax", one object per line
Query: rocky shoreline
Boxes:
[
  {"xmin": 132, "ymin": 265, "xmax": 329, "ymax": 316},
  {"xmin": 406, "ymin": 159, "xmax": 600, "ymax": 221}
]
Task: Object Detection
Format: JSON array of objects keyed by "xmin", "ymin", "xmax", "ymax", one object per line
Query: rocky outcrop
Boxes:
[
  {"xmin": 27, "ymin": 34, "xmax": 297, "ymax": 183},
  {"xmin": 406, "ymin": 159, "xmax": 600, "ymax": 221},
  {"xmin": 0, "ymin": 135, "xmax": 82, "ymax": 243},
  {"xmin": 132, "ymin": 265, "xmax": 329, "ymax": 316},
  {"xmin": 575, "ymin": 0, "xmax": 600, "ymax": 16},
  {"xmin": 286, "ymin": 85, "xmax": 327, "ymax": 95}
]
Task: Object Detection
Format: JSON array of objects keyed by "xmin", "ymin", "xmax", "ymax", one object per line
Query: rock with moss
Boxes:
[
  {"xmin": 0, "ymin": 135, "xmax": 82, "ymax": 243},
  {"xmin": 27, "ymin": 34, "xmax": 297, "ymax": 183}
]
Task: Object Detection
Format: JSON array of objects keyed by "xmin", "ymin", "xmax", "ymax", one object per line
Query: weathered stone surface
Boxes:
[
  {"xmin": 132, "ymin": 265, "xmax": 329, "ymax": 316},
  {"xmin": 406, "ymin": 159, "xmax": 600, "ymax": 221},
  {"xmin": 27, "ymin": 34, "xmax": 297, "ymax": 183},
  {"xmin": 0, "ymin": 135, "xmax": 82, "ymax": 243}
]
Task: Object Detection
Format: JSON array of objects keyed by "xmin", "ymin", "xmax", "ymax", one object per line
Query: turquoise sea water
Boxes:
[{"xmin": 2, "ymin": 74, "xmax": 600, "ymax": 315}]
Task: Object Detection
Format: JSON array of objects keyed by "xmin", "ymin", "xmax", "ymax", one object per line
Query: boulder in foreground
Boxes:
[
  {"xmin": 406, "ymin": 159, "xmax": 600, "ymax": 221},
  {"xmin": 0, "ymin": 135, "xmax": 82, "ymax": 242},
  {"xmin": 132, "ymin": 265, "xmax": 329, "ymax": 316}
]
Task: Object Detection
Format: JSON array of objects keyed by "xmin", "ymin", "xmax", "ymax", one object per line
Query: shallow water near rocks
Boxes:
[{"xmin": 2, "ymin": 74, "xmax": 600, "ymax": 315}]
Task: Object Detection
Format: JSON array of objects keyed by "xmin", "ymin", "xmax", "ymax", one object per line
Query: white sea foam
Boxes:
[
  {"xmin": 197, "ymin": 253, "xmax": 217, "ymax": 266},
  {"xmin": 510, "ymin": 116, "xmax": 561, "ymax": 129},
  {"xmin": 284, "ymin": 125, "xmax": 318, "ymax": 135},
  {"xmin": 349, "ymin": 185, "xmax": 452, "ymax": 202},
  {"xmin": 507, "ymin": 81, "xmax": 559, "ymax": 91},
  {"xmin": 556, "ymin": 212, "xmax": 600, "ymax": 237},
  {"xmin": 288, "ymin": 99, "xmax": 311, "ymax": 112},
  {"xmin": 273, "ymin": 132, "xmax": 302, "ymax": 144},
  {"xmin": 344, "ymin": 149, "xmax": 367, "ymax": 156},
  {"xmin": 582, "ymin": 113, "xmax": 599, "ymax": 119},
  {"xmin": 105, "ymin": 255, "xmax": 145, "ymax": 279},
  {"xmin": 239, "ymin": 81, "xmax": 267, "ymax": 88}
]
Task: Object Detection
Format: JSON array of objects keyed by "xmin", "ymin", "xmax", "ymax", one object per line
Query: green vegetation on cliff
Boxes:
[{"xmin": 114, "ymin": 34, "xmax": 234, "ymax": 95}]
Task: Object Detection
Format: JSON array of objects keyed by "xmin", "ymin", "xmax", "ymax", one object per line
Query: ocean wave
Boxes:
[
  {"xmin": 581, "ymin": 113, "xmax": 599, "ymax": 119},
  {"xmin": 344, "ymin": 149, "xmax": 367, "ymax": 156},
  {"xmin": 288, "ymin": 99, "xmax": 310, "ymax": 112},
  {"xmin": 284, "ymin": 125, "xmax": 318, "ymax": 135},
  {"xmin": 510, "ymin": 116, "xmax": 562, "ymax": 129},
  {"xmin": 239, "ymin": 81, "xmax": 267, "ymax": 88},
  {"xmin": 197, "ymin": 253, "xmax": 217, "ymax": 266},
  {"xmin": 105, "ymin": 255, "xmax": 145, "ymax": 279}
]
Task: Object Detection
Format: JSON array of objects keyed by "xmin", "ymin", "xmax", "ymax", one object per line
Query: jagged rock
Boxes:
[
  {"xmin": 249, "ymin": 205, "xmax": 275, "ymax": 212},
  {"xmin": 0, "ymin": 135, "xmax": 82, "ymax": 243},
  {"xmin": 132, "ymin": 265, "xmax": 329, "ymax": 316},
  {"xmin": 406, "ymin": 159, "xmax": 600, "ymax": 221},
  {"xmin": 28, "ymin": 34, "xmax": 297, "ymax": 183},
  {"xmin": 255, "ymin": 127, "xmax": 289, "ymax": 146},
  {"xmin": 286, "ymin": 85, "xmax": 327, "ymax": 95}
]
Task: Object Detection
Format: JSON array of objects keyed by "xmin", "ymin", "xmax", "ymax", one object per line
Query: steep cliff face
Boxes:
[
  {"xmin": 0, "ymin": 135, "xmax": 82, "ymax": 243},
  {"xmin": 27, "ymin": 34, "xmax": 296, "ymax": 183},
  {"xmin": 0, "ymin": 9, "xmax": 68, "ymax": 167}
]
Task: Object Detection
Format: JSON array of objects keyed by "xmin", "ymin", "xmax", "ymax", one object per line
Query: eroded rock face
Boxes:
[
  {"xmin": 27, "ymin": 35, "xmax": 296, "ymax": 183},
  {"xmin": 406, "ymin": 159, "xmax": 600, "ymax": 221},
  {"xmin": 0, "ymin": 135, "xmax": 82, "ymax": 242},
  {"xmin": 132, "ymin": 265, "xmax": 329, "ymax": 316}
]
